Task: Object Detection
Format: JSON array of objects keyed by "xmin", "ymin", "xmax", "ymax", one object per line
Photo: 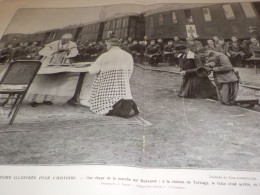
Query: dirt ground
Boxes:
[{"xmin": 0, "ymin": 66, "xmax": 260, "ymax": 171}]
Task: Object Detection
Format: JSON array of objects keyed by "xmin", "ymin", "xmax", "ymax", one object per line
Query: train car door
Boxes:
[
  {"xmin": 74, "ymin": 27, "xmax": 83, "ymax": 42},
  {"xmin": 97, "ymin": 22, "xmax": 105, "ymax": 41},
  {"xmin": 43, "ymin": 32, "xmax": 51, "ymax": 43},
  {"xmin": 186, "ymin": 24, "xmax": 198, "ymax": 38}
]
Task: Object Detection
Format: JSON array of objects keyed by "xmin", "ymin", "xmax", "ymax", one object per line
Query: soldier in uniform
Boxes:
[
  {"xmin": 198, "ymin": 48, "xmax": 239, "ymax": 105},
  {"xmin": 227, "ymin": 41, "xmax": 246, "ymax": 67},
  {"xmin": 186, "ymin": 37, "xmax": 202, "ymax": 53},
  {"xmin": 11, "ymin": 42, "xmax": 30, "ymax": 61},
  {"xmin": 128, "ymin": 40, "xmax": 143, "ymax": 63},
  {"xmin": 163, "ymin": 40, "xmax": 176, "ymax": 66},
  {"xmin": 138, "ymin": 41, "xmax": 146, "ymax": 64},
  {"xmin": 73, "ymin": 41, "xmax": 88, "ymax": 62},
  {"xmin": 85, "ymin": 41, "xmax": 104, "ymax": 62},
  {"xmin": 120, "ymin": 40, "xmax": 129, "ymax": 52},
  {"xmin": 145, "ymin": 40, "xmax": 161, "ymax": 66},
  {"xmin": 205, "ymin": 39, "xmax": 225, "ymax": 53},
  {"xmin": 27, "ymin": 41, "xmax": 42, "ymax": 60},
  {"xmin": 173, "ymin": 36, "xmax": 185, "ymax": 45},
  {"xmin": 213, "ymin": 36, "xmax": 220, "ymax": 44}
]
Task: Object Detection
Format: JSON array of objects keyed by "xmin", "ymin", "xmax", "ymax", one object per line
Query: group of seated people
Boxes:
[
  {"xmin": 1, "ymin": 35, "xmax": 260, "ymax": 68},
  {"xmin": 0, "ymin": 41, "xmax": 43, "ymax": 63},
  {"xmin": 123, "ymin": 36, "xmax": 260, "ymax": 68},
  {"xmin": 0, "ymin": 39, "xmax": 107, "ymax": 64}
]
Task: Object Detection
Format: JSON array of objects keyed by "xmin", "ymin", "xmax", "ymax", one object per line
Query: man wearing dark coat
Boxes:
[
  {"xmin": 145, "ymin": 40, "xmax": 161, "ymax": 66},
  {"xmin": 226, "ymin": 41, "xmax": 246, "ymax": 67},
  {"xmin": 175, "ymin": 45, "xmax": 217, "ymax": 99},
  {"xmin": 163, "ymin": 40, "xmax": 176, "ymax": 66},
  {"xmin": 11, "ymin": 42, "xmax": 30, "ymax": 61},
  {"xmin": 128, "ymin": 40, "xmax": 145, "ymax": 64}
]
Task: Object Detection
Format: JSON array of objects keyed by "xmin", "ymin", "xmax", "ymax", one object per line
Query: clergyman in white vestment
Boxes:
[
  {"xmin": 80, "ymin": 38, "xmax": 138, "ymax": 116},
  {"xmin": 27, "ymin": 34, "xmax": 79, "ymax": 107}
]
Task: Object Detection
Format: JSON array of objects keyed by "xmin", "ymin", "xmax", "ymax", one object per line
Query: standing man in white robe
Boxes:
[
  {"xmin": 80, "ymin": 38, "xmax": 139, "ymax": 117},
  {"xmin": 28, "ymin": 33, "xmax": 78, "ymax": 107}
]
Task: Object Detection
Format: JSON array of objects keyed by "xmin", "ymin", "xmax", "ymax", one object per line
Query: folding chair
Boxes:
[{"xmin": 0, "ymin": 60, "xmax": 41, "ymax": 125}]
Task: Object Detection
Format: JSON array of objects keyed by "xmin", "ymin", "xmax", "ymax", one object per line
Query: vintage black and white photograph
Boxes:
[{"xmin": 0, "ymin": 1, "xmax": 260, "ymax": 171}]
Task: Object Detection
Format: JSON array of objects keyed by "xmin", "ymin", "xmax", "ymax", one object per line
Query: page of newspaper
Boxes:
[{"xmin": 0, "ymin": 0, "xmax": 259, "ymax": 194}]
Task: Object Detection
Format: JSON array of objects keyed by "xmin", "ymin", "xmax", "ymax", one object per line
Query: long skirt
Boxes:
[
  {"xmin": 178, "ymin": 75, "xmax": 217, "ymax": 99},
  {"xmin": 215, "ymin": 81, "xmax": 239, "ymax": 105}
]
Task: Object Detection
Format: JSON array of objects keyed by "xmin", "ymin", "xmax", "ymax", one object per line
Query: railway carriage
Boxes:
[
  {"xmin": 102, "ymin": 13, "xmax": 145, "ymax": 41},
  {"xmin": 144, "ymin": 2, "xmax": 260, "ymax": 42}
]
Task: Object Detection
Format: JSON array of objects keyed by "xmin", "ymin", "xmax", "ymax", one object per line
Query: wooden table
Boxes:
[{"xmin": 38, "ymin": 63, "xmax": 92, "ymax": 105}]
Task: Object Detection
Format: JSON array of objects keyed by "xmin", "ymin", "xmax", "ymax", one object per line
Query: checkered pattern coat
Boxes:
[{"xmin": 88, "ymin": 46, "xmax": 134, "ymax": 115}]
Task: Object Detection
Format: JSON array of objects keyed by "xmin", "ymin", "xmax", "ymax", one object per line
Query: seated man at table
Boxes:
[
  {"xmin": 28, "ymin": 33, "xmax": 79, "ymax": 107},
  {"xmin": 249, "ymin": 37, "xmax": 260, "ymax": 58},
  {"xmin": 80, "ymin": 37, "xmax": 139, "ymax": 118}
]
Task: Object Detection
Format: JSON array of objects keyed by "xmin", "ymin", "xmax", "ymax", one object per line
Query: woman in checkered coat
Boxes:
[{"xmin": 80, "ymin": 38, "xmax": 139, "ymax": 117}]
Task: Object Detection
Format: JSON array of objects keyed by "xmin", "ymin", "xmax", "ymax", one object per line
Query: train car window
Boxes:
[
  {"xmin": 171, "ymin": 11, "xmax": 178, "ymax": 24},
  {"xmin": 116, "ymin": 19, "xmax": 122, "ymax": 29},
  {"xmin": 125, "ymin": 18, "xmax": 129, "ymax": 27},
  {"xmin": 222, "ymin": 4, "xmax": 235, "ymax": 20},
  {"xmin": 111, "ymin": 20, "xmax": 116, "ymax": 30},
  {"xmin": 95, "ymin": 24, "xmax": 99, "ymax": 32},
  {"xmin": 159, "ymin": 14, "xmax": 164, "ymax": 26},
  {"xmin": 122, "ymin": 18, "xmax": 126, "ymax": 28},
  {"xmin": 253, "ymin": 2, "xmax": 260, "ymax": 16},
  {"xmin": 150, "ymin": 16, "xmax": 154, "ymax": 27},
  {"xmin": 184, "ymin": 9, "xmax": 193, "ymax": 23},
  {"xmin": 240, "ymin": 2, "xmax": 257, "ymax": 18},
  {"xmin": 202, "ymin": 7, "xmax": 212, "ymax": 22},
  {"xmin": 104, "ymin": 23, "xmax": 107, "ymax": 31},
  {"xmin": 106, "ymin": 21, "xmax": 111, "ymax": 30}
]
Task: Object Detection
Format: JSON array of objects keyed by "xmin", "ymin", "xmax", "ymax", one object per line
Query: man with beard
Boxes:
[{"xmin": 175, "ymin": 45, "xmax": 217, "ymax": 99}]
